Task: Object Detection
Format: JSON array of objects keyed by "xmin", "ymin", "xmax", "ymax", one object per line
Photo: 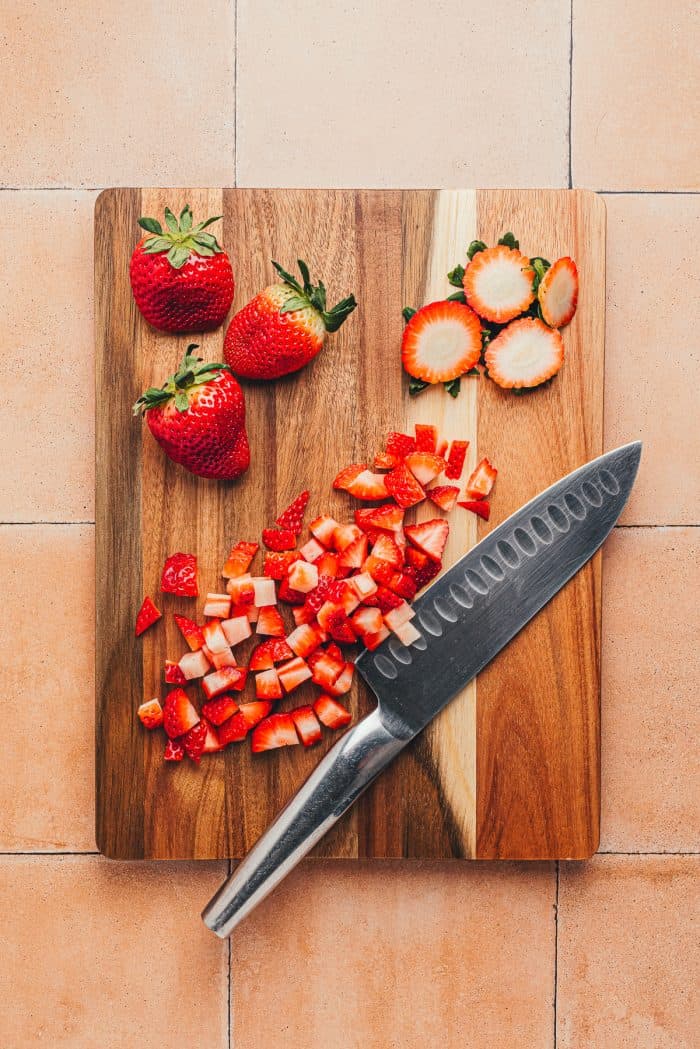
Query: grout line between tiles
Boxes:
[
  {"xmin": 0, "ymin": 185, "xmax": 698, "ymax": 195},
  {"xmin": 554, "ymin": 861, "xmax": 559, "ymax": 1048},
  {"xmin": 567, "ymin": 0, "xmax": 573, "ymax": 189}
]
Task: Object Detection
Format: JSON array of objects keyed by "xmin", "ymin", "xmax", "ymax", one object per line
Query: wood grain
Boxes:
[{"xmin": 95, "ymin": 188, "xmax": 605, "ymax": 860}]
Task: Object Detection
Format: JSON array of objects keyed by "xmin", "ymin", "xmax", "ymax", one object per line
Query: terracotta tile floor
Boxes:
[{"xmin": 1, "ymin": 1, "xmax": 697, "ymax": 1046}]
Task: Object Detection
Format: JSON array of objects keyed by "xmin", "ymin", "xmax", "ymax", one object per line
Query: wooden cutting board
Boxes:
[{"xmin": 95, "ymin": 188, "xmax": 605, "ymax": 861}]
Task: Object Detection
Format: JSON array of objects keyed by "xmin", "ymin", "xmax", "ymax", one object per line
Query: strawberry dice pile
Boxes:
[{"xmin": 135, "ymin": 424, "xmax": 498, "ymax": 765}]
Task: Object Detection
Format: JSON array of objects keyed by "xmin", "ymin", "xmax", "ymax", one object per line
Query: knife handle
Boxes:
[{"xmin": 201, "ymin": 707, "xmax": 405, "ymax": 937}]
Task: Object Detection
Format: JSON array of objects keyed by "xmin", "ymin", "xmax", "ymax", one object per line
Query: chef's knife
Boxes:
[{"xmin": 203, "ymin": 442, "xmax": 641, "ymax": 937}]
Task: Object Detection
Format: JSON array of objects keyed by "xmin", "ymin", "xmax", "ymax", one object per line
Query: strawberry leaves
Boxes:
[
  {"xmin": 137, "ymin": 204, "xmax": 226, "ymax": 269},
  {"xmin": 273, "ymin": 259, "xmax": 358, "ymax": 333},
  {"xmin": 133, "ymin": 345, "xmax": 233, "ymax": 415}
]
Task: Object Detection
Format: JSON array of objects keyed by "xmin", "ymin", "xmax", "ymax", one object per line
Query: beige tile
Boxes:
[
  {"xmin": 1, "ymin": 192, "xmax": 94, "ymax": 522},
  {"xmin": 604, "ymin": 194, "xmax": 700, "ymax": 525},
  {"xmin": 232, "ymin": 860, "xmax": 555, "ymax": 1048},
  {"xmin": 572, "ymin": 1, "xmax": 699, "ymax": 189},
  {"xmin": 237, "ymin": 0, "xmax": 569, "ymax": 187},
  {"xmin": 0, "ymin": 1, "xmax": 235, "ymax": 187},
  {"xmin": 0, "ymin": 856, "xmax": 228, "ymax": 1049},
  {"xmin": 0, "ymin": 525, "xmax": 95, "ymax": 851},
  {"xmin": 601, "ymin": 528, "xmax": 700, "ymax": 852},
  {"xmin": 558, "ymin": 856, "xmax": 700, "ymax": 1048}
]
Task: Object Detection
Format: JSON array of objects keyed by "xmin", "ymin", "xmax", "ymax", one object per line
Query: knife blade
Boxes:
[{"xmin": 202, "ymin": 442, "xmax": 641, "ymax": 937}]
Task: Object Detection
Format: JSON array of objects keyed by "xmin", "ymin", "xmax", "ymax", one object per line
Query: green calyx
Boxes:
[
  {"xmin": 137, "ymin": 205, "xmax": 225, "ymax": 270},
  {"xmin": 132, "ymin": 345, "xmax": 231, "ymax": 415},
  {"xmin": 272, "ymin": 259, "xmax": 357, "ymax": 333}
]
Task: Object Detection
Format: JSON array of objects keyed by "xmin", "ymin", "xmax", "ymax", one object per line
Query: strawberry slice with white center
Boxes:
[
  {"xmin": 537, "ymin": 256, "xmax": 578, "ymax": 328},
  {"xmin": 391, "ymin": 618, "xmax": 422, "ymax": 647},
  {"xmin": 351, "ymin": 605, "xmax": 384, "ymax": 638},
  {"xmin": 178, "ymin": 648, "xmax": 211, "ymax": 680},
  {"xmin": 277, "ymin": 656, "xmax": 313, "ymax": 693},
  {"xmin": 202, "ymin": 619, "xmax": 230, "ymax": 653},
  {"xmin": 314, "ymin": 694, "xmax": 352, "ymax": 729},
  {"xmin": 405, "ymin": 518, "xmax": 449, "ymax": 562},
  {"xmin": 308, "ymin": 515, "xmax": 339, "ymax": 547},
  {"xmin": 255, "ymin": 667, "xmax": 283, "ymax": 700},
  {"xmin": 428, "ymin": 485, "xmax": 460, "ymax": 512},
  {"xmin": 333, "ymin": 463, "xmax": 366, "ymax": 490},
  {"xmin": 217, "ymin": 700, "xmax": 272, "ymax": 745},
  {"xmin": 256, "ymin": 605, "xmax": 286, "ymax": 637},
  {"xmin": 338, "ymin": 534, "xmax": 368, "ymax": 570},
  {"xmin": 484, "ymin": 317, "xmax": 564, "ymax": 389},
  {"xmin": 286, "ymin": 623, "xmax": 324, "ymax": 659},
  {"xmin": 222, "ymin": 540, "xmax": 259, "ymax": 579},
  {"xmin": 369, "ymin": 532, "xmax": 403, "ymax": 566},
  {"xmin": 309, "ymin": 650, "xmax": 345, "ymax": 690},
  {"xmin": 355, "ymin": 504, "xmax": 404, "ymax": 533},
  {"xmin": 401, "ymin": 301, "xmax": 482, "ymax": 383},
  {"xmin": 163, "ymin": 688, "xmax": 200, "ymax": 739},
  {"xmin": 202, "ymin": 665, "xmax": 248, "ymax": 699},
  {"xmin": 332, "ymin": 523, "xmax": 363, "ymax": 552},
  {"xmin": 251, "ymin": 712, "xmax": 300, "ymax": 752},
  {"xmin": 326, "ymin": 662, "xmax": 355, "ymax": 696},
  {"xmin": 343, "ymin": 469, "xmax": 389, "ymax": 501},
  {"xmin": 464, "ymin": 457, "xmax": 497, "ymax": 499},
  {"xmin": 202, "ymin": 593, "xmax": 231, "ymax": 618},
  {"xmin": 137, "ymin": 698, "xmax": 164, "ymax": 729},
  {"xmin": 404, "ymin": 451, "xmax": 447, "ymax": 486},
  {"xmin": 463, "ymin": 245, "xmax": 535, "ymax": 323},
  {"xmin": 288, "ymin": 560, "xmax": 319, "ymax": 593},
  {"xmin": 291, "ymin": 706, "xmax": 323, "ymax": 747},
  {"xmin": 202, "ymin": 719, "xmax": 226, "ymax": 754},
  {"xmin": 221, "ymin": 614, "xmax": 252, "ymax": 647},
  {"xmin": 210, "ymin": 647, "xmax": 237, "ymax": 669}
]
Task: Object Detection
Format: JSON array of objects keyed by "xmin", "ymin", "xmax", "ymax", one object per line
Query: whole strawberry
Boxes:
[
  {"xmin": 130, "ymin": 205, "xmax": 234, "ymax": 333},
  {"xmin": 133, "ymin": 346, "xmax": 249, "ymax": 481},
  {"xmin": 223, "ymin": 260, "xmax": 356, "ymax": 379}
]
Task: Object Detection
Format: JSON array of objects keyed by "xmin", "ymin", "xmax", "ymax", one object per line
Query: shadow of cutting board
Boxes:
[{"xmin": 95, "ymin": 188, "xmax": 605, "ymax": 861}]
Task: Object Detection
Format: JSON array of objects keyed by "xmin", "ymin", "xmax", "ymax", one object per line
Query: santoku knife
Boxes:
[{"xmin": 203, "ymin": 441, "xmax": 641, "ymax": 937}]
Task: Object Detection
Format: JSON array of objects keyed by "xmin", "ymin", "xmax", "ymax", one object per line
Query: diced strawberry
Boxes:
[
  {"xmin": 202, "ymin": 718, "xmax": 226, "ymax": 754},
  {"xmin": 445, "ymin": 439, "xmax": 469, "ymax": 480},
  {"xmin": 222, "ymin": 540, "xmax": 259, "ymax": 579},
  {"xmin": 428, "ymin": 485, "xmax": 460, "ymax": 512},
  {"xmin": 338, "ymin": 534, "xmax": 368, "ymax": 570},
  {"xmin": 415, "ymin": 424, "xmax": 438, "ymax": 453},
  {"xmin": 405, "ymin": 548, "xmax": 442, "ymax": 590},
  {"xmin": 325, "ymin": 642, "xmax": 344, "ymax": 662},
  {"xmin": 355, "ymin": 504, "xmax": 404, "ymax": 533},
  {"xmin": 386, "ymin": 431, "xmax": 416, "ymax": 458},
  {"xmin": 288, "ymin": 560, "xmax": 319, "ymax": 594},
  {"xmin": 249, "ymin": 638, "xmax": 295, "ymax": 671},
  {"xmin": 202, "ymin": 695, "xmax": 239, "ymax": 726},
  {"xmin": 291, "ymin": 706, "xmax": 322, "ymax": 747},
  {"xmin": 137, "ymin": 698, "xmax": 163, "ymax": 729},
  {"xmin": 276, "ymin": 656, "xmax": 312, "ymax": 694},
  {"xmin": 436, "ymin": 438, "xmax": 448, "ymax": 457},
  {"xmin": 262, "ymin": 528, "xmax": 297, "ymax": 552},
  {"xmin": 464, "ymin": 457, "xmax": 497, "ymax": 499},
  {"xmin": 292, "ymin": 604, "xmax": 316, "ymax": 627},
  {"xmin": 326, "ymin": 608, "xmax": 358, "ymax": 643},
  {"xmin": 333, "ymin": 463, "xmax": 367, "ymax": 491},
  {"xmin": 351, "ymin": 606, "xmax": 384, "ymax": 637},
  {"xmin": 405, "ymin": 451, "xmax": 447, "ymax": 486},
  {"xmin": 247, "ymin": 605, "xmax": 259, "ymax": 624},
  {"xmin": 211, "ymin": 648, "xmax": 237, "ymax": 669},
  {"xmin": 326, "ymin": 662, "xmax": 355, "ymax": 697},
  {"xmin": 225, "ymin": 575, "xmax": 255, "ymax": 605},
  {"xmin": 135, "ymin": 596, "xmax": 161, "ymax": 637},
  {"xmin": 484, "ymin": 316, "xmax": 564, "ymax": 389},
  {"xmin": 173, "ymin": 613, "xmax": 205, "ymax": 652},
  {"xmin": 405, "ymin": 519, "xmax": 449, "ymax": 562},
  {"xmin": 392, "ymin": 619, "xmax": 422, "ymax": 647},
  {"xmin": 332, "ymin": 523, "xmax": 363, "ymax": 552},
  {"xmin": 217, "ymin": 701, "xmax": 273, "ymax": 745},
  {"xmin": 251, "ymin": 578, "xmax": 276, "ymax": 607},
  {"xmin": 362, "ymin": 585, "xmax": 404, "ymax": 613},
  {"xmin": 316, "ymin": 599, "xmax": 341, "ymax": 631},
  {"xmin": 164, "ymin": 660, "xmax": 187, "ymax": 685},
  {"xmin": 369, "ymin": 532, "xmax": 403, "ymax": 566},
  {"xmin": 363, "ymin": 556, "xmax": 396, "ymax": 586},
  {"xmin": 202, "ymin": 665, "xmax": 248, "ymax": 699},
  {"xmin": 363, "ymin": 625, "xmax": 391, "ymax": 650},
  {"xmin": 276, "ymin": 577, "xmax": 306, "ymax": 604},
  {"xmin": 387, "ymin": 571, "xmax": 417, "ymax": 601},
  {"xmin": 537, "ymin": 256, "xmax": 578, "ymax": 329},
  {"xmin": 221, "ymin": 614, "xmax": 252, "ymax": 647},
  {"xmin": 314, "ymin": 694, "xmax": 352, "ymax": 728},
  {"xmin": 202, "ymin": 619, "xmax": 230, "ymax": 653},
  {"xmin": 344, "ymin": 470, "xmax": 389, "ymax": 501},
  {"xmin": 458, "ymin": 499, "xmax": 491, "ymax": 521},
  {"xmin": 310, "ymin": 651, "xmax": 345, "ymax": 689},
  {"xmin": 264, "ymin": 550, "xmax": 302, "ymax": 580},
  {"xmin": 163, "ymin": 688, "xmax": 200, "ymax": 739},
  {"xmin": 286, "ymin": 623, "xmax": 324, "ymax": 659},
  {"xmin": 384, "ymin": 461, "xmax": 426, "ymax": 508},
  {"xmin": 178, "ymin": 648, "xmax": 211, "ymax": 680},
  {"xmin": 308, "ymin": 515, "xmax": 339, "ymax": 547},
  {"xmin": 463, "ymin": 244, "xmax": 535, "ymax": 323},
  {"xmin": 255, "ymin": 667, "xmax": 283, "ymax": 700},
  {"xmin": 164, "ymin": 738, "xmax": 185, "ymax": 762},
  {"xmin": 256, "ymin": 606, "xmax": 286, "ymax": 637},
  {"xmin": 314, "ymin": 550, "xmax": 339, "ymax": 578},
  {"xmin": 275, "ymin": 490, "xmax": 310, "ymax": 534},
  {"xmin": 402, "ymin": 302, "xmax": 482, "ymax": 383},
  {"xmin": 299, "ymin": 536, "xmax": 326, "ymax": 562},
  {"xmin": 202, "ymin": 594, "xmax": 231, "ymax": 619},
  {"xmin": 251, "ymin": 712, "xmax": 300, "ymax": 752},
  {"xmin": 384, "ymin": 601, "xmax": 415, "ymax": 631},
  {"xmin": 373, "ymin": 451, "xmax": 399, "ymax": 470},
  {"xmin": 183, "ymin": 719, "xmax": 207, "ymax": 763},
  {"xmin": 160, "ymin": 552, "xmax": 198, "ymax": 597},
  {"xmin": 349, "ymin": 571, "xmax": 378, "ymax": 599}
]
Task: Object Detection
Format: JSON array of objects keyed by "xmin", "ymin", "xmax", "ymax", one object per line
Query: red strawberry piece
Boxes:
[
  {"xmin": 202, "ymin": 619, "xmax": 229, "ymax": 653},
  {"xmin": 459, "ymin": 499, "xmax": 491, "ymax": 521},
  {"xmin": 402, "ymin": 301, "xmax": 482, "ymax": 383},
  {"xmin": 222, "ymin": 540, "xmax": 259, "ymax": 579},
  {"xmin": 178, "ymin": 648, "xmax": 211, "ymax": 680},
  {"xmin": 338, "ymin": 534, "xmax": 369, "ymax": 570},
  {"xmin": 404, "ymin": 451, "xmax": 447, "ymax": 486},
  {"xmin": 249, "ymin": 638, "xmax": 294, "ymax": 671},
  {"xmin": 314, "ymin": 694, "xmax": 352, "ymax": 729},
  {"xmin": 264, "ymin": 550, "xmax": 302, "ymax": 580},
  {"xmin": 537, "ymin": 256, "xmax": 578, "ymax": 328},
  {"xmin": 427, "ymin": 485, "xmax": 460, "ymax": 512},
  {"xmin": 202, "ymin": 719, "xmax": 226, "ymax": 754},
  {"xmin": 436, "ymin": 438, "xmax": 448, "ymax": 457},
  {"xmin": 414, "ymin": 424, "xmax": 438, "ymax": 453},
  {"xmin": 369, "ymin": 532, "xmax": 403, "ymax": 566},
  {"xmin": 327, "ymin": 608, "xmax": 358, "ymax": 644},
  {"xmin": 164, "ymin": 738, "xmax": 185, "ymax": 762},
  {"xmin": 202, "ymin": 695, "xmax": 239, "ymax": 726},
  {"xmin": 226, "ymin": 575, "xmax": 255, "ymax": 605},
  {"xmin": 484, "ymin": 316, "xmax": 564, "ymax": 389},
  {"xmin": 343, "ymin": 470, "xmax": 390, "ymax": 501},
  {"xmin": 384, "ymin": 461, "xmax": 426, "ymax": 508},
  {"xmin": 183, "ymin": 719, "xmax": 207, "ymax": 763},
  {"xmin": 463, "ymin": 244, "xmax": 535, "ymax": 323},
  {"xmin": 160, "ymin": 552, "xmax": 198, "ymax": 597},
  {"xmin": 405, "ymin": 547, "xmax": 442, "ymax": 590},
  {"xmin": 137, "ymin": 698, "xmax": 164, "ymax": 729},
  {"xmin": 349, "ymin": 571, "xmax": 378, "ymax": 600},
  {"xmin": 276, "ymin": 490, "xmax": 310, "ymax": 534},
  {"xmin": 325, "ymin": 642, "xmax": 344, "ymax": 663},
  {"xmin": 351, "ymin": 606, "xmax": 384, "ymax": 637},
  {"xmin": 255, "ymin": 667, "xmax": 283, "ymax": 700},
  {"xmin": 292, "ymin": 604, "xmax": 316, "ymax": 627},
  {"xmin": 405, "ymin": 518, "xmax": 450, "ymax": 562},
  {"xmin": 373, "ymin": 451, "xmax": 399, "ymax": 470},
  {"xmin": 251, "ymin": 712, "xmax": 300, "ymax": 752},
  {"xmin": 262, "ymin": 528, "xmax": 297, "ymax": 552},
  {"xmin": 134, "ymin": 349, "xmax": 249, "ymax": 481},
  {"xmin": 355, "ymin": 504, "xmax": 404, "ymax": 533},
  {"xmin": 388, "ymin": 572, "xmax": 417, "ymax": 601},
  {"xmin": 202, "ymin": 593, "xmax": 232, "ymax": 619},
  {"xmin": 276, "ymin": 578, "xmax": 307, "ymax": 605},
  {"xmin": 278, "ymin": 656, "xmax": 313, "ymax": 693},
  {"xmin": 308, "ymin": 515, "xmax": 339, "ymax": 547},
  {"xmin": 135, "ymin": 596, "xmax": 161, "ymax": 636},
  {"xmin": 163, "ymin": 688, "xmax": 200, "ymax": 739},
  {"xmin": 291, "ymin": 706, "xmax": 323, "ymax": 747},
  {"xmin": 386, "ymin": 431, "xmax": 416, "ymax": 458},
  {"xmin": 224, "ymin": 260, "xmax": 356, "ymax": 380},
  {"xmin": 256, "ymin": 606, "xmax": 286, "ymax": 636},
  {"xmin": 217, "ymin": 701, "xmax": 273, "ymax": 745},
  {"xmin": 363, "ymin": 626, "xmax": 391, "ymax": 650},
  {"xmin": 333, "ymin": 463, "xmax": 366, "ymax": 491},
  {"xmin": 464, "ymin": 457, "xmax": 497, "ymax": 499},
  {"xmin": 286, "ymin": 623, "xmax": 325, "ymax": 659},
  {"xmin": 288, "ymin": 560, "xmax": 319, "ymax": 594},
  {"xmin": 164, "ymin": 660, "xmax": 188, "ymax": 685},
  {"xmin": 173, "ymin": 613, "xmax": 205, "ymax": 651},
  {"xmin": 310, "ymin": 651, "xmax": 345, "ymax": 690},
  {"xmin": 202, "ymin": 665, "xmax": 248, "ymax": 699},
  {"xmin": 445, "ymin": 439, "xmax": 469, "ymax": 480},
  {"xmin": 363, "ymin": 556, "xmax": 396, "ymax": 586},
  {"xmin": 332, "ymin": 523, "xmax": 362, "ymax": 552}
]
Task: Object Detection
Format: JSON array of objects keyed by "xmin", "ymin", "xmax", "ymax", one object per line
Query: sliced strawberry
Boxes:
[
  {"xmin": 333, "ymin": 463, "xmax": 366, "ymax": 490},
  {"xmin": 202, "ymin": 719, "xmax": 226, "ymax": 754},
  {"xmin": 464, "ymin": 457, "xmax": 497, "ymax": 499},
  {"xmin": 275, "ymin": 490, "xmax": 310, "ymax": 534},
  {"xmin": 277, "ymin": 577, "xmax": 307, "ymax": 605},
  {"xmin": 384, "ymin": 461, "xmax": 426, "ymax": 508},
  {"xmin": 414, "ymin": 424, "xmax": 438, "ymax": 453},
  {"xmin": 286, "ymin": 623, "xmax": 325, "ymax": 659},
  {"xmin": 255, "ymin": 667, "xmax": 283, "ymax": 700},
  {"xmin": 538, "ymin": 256, "xmax": 578, "ymax": 328},
  {"xmin": 363, "ymin": 556, "xmax": 396, "ymax": 586},
  {"xmin": 163, "ymin": 688, "xmax": 200, "ymax": 739},
  {"xmin": 405, "ymin": 548, "xmax": 441, "ymax": 590},
  {"xmin": 458, "ymin": 499, "xmax": 491, "ymax": 521},
  {"xmin": 383, "ymin": 601, "xmax": 415, "ymax": 631},
  {"xmin": 225, "ymin": 575, "xmax": 255, "ymax": 605},
  {"xmin": 202, "ymin": 619, "xmax": 229, "ymax": 653},
  {"xmin": 436, "ymin": 438, "xmax": 448, "ymax": 457},
  {"xmin": 373, "ymin": 451, "xmax": 399, "ymax": 469},
  {"xmin": 137, "ymin": 698, "xmax": 163, "ymax": 729},
  {"xmin": 326, "ymin": 662, "xmax": 355, "ymax": 697},
  {"xmin": 338, "ymin": 534, "xmax": 369, "ymax": 570},
  {"xmin": 183, "ymin": 719, "xmax": 207, "ymax": 763},
  {"xmin": 251, "ymin": 577, "xmax": 276, "ymax": 607},
  {"xmin": 160, "ymin": 552, "xmax": 198, "ymax": 597},
  {"xmin": 249, "ymin": 637, "xmax": 292, "ymax": 670},
  {"xmin": 135, "ymin": 596, "xmax": 161, "ymax": 637},
  {"xmin": 392, "ymin": 618, "xmax": 422, "ymax": 647},
  {"xmin": 355, "ymin": 504, "xmax": 404, "ymax": 533},
  {"xmin": 292, "ymin": 605, "xmax": 316, "ymax": 627},
  {"xmin": 386, "ymin": 431, "xmax": 416, "ymax": 458},
  {"xmin": 251, "ymin": 712, "xmax": 300, "ymax": 752},
  {"xmin": 278, "ymin": 656, "xmax": 312, "ymax": 693},
  {"xmin": 256, "ymin": 606, "xmax": 286, "ymax": 637},
  {"xmin": 164, "ymin": 660, "xmax": 187, "ymax": 685},
  {"xmin": 315, "ymin": 550, "xmax": 339, "ymax": 578},
  {"xmin": 264, "ymin": 550, "xmax": 302, "ymax": 580},
  {"xmin": 387, "ymin": 572, "xmax": 417, "ymax": 601},
  {"xmin": 262, "ymin": 528, "xmax": 297, "ymax": 552},
  {"xmin": 463, "ymin": 244, "xmax": 535, "ymax": 323},
  {"xmin": 173, "ymin": 613, "xmax": 205, "ymax": 651},
  {"xmin": 332, "ymin": 523, "xmax": 363, "ymax": 552},
  {"xmin": 314, "ymin": 694, "xmax": 352, "ymax": 728},
  {"xmin": 309, "ymin": 514, "xmax": 339, "ymax": 547},
  {"xmin": 363, "ymin": 625, "xmax": 391, "ymax": 650},
  {"xmin": 325, "ymin": 642, "xmax": 344, "ymax": 662},
  {"xmin": 326, "ymin": 608, "xmax": 358, "ymax": 644},
  {"xmin": 370, "ymin": 532, "xmax": 403, "ymax": 566},
  {"xmin": 221, "ymin": 614, "xmax": 252, "ymax": 647},
  {"xmin": 362, "ymin": 584, "xmax": 404, "ymax": 615},
  {"xmin": 428, "ymin": 485, "xmax": 460, "ymax": 512},
  {"xmin": 484, "ymin": 316, "xmax": 564, "ymax": 389},
  {"xmin": 178, "ymin": 649, "xmax": 211, "ymax": 680},
  {"xmin": 351, "ymin": 606, "xmax": 384, "ymax": 637},
  {"xmin": 401, "ymin": 301, "xmax": 482, "ymax": 383},
  {"xmin": 310, "ymin": 651, "xmax": 345, "ymax": 689},
  {"xmin": 405, "ymin": 451, "xmax": 447, "ymax": 486},
  {"xmin": 343, "ymin": 470, "xmax": 389, "ymax": 501},
  {"xmin": 288, "ymin": 560, "xmax": 319, "ymax": 594},
  {"xmin": 222, "ymin": 540, "xmax": 259, "ymax": 579},
  {"xmin": 210, "ymin": 647, "xmax": 237, "ymax": 669},
  {"xmin": 217, "ymin": 701, "xmax": 273, "ymax": 745},
  {"xmin": 202, "ymin": 593, "xmax": 231, "ymax": 618},
  {"xmin": 202, "ymin": 665, "xmax": 248, "ymax": 699},
  {"xmin": 202, "ymin": 695, "xmax": 239, "ymax": 726},
  {"xmin": 291, "ymin": 706, "xmax": 322, "ymax": 746},
  {"xmin": 348, "ymin": 571, "xmax": 378, "ymax": 599},
  {"xmin": 445, "ymin": 440, "xmax": 469, "ymax": 480},
  {"xmin": 164, "ymin": 738, "xmax": 185, "ymax": 762},
  {"xmin": 405, "ymin": 518, "xmax": 449, "ymax": 562}
]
